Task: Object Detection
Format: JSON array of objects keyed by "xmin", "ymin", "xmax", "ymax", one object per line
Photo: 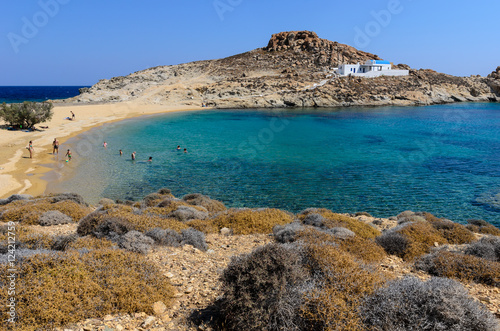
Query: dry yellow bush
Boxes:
[
  {"xmin": 417, "ymin": 251, "xmax": 500, "ymax": 287},
  {"xmin": 66, "ymin": 236, "xmax": 115, "ymax": 250},
  {"xmin": 0, "ymin": 249, "xmax": 174, "ymax": 330},
  {"xmin": 185, "ymin": 219, "xmax": 218, "ymax": 234},
  {"xmin": 211, "ymin": 208, "xmax": 293, "ymax": 235},
  {"xmin": 300, "ymin": 209, "xmax": 380, "ymax": 239},
  {"xmin": 302, "ymin": 243, "xmax": 386, "ymax": 330},
  {"xmin": 294, "ymin": 228, "xmax": 386, "ymax": 264},
  {"xmin": 336, "ymin": 236, "xmax": 387, "ymax": 263},
  {"xmin": 0, "ymin": 199, "xmax": 90, "ymax": 225},
  {"xmin": 397, "ymin": 221, "xmax": 448, "ymax": 260},
  {"xmin": 105, "ymin": 207, "xmax": 188, "ymax": 233}
]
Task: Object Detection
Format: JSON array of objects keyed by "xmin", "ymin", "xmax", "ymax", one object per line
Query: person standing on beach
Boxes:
[
  {"xmin": 65, "ymin": 149, "xmax": 72, "ymax": 161},
  {"xmin": 52, "ymin": 138, "xmax": 59, "ymax": 155},
  {"xmin": 132, "ymin": 151, "xmax": 136, "ymax": 160},
  {"xmin": 70, "ymin": 111, "xmax": 75, "ymax": 120},
  {"xmin": 27, "ymin": 141, "xmax": 34, "ymax": 158}
]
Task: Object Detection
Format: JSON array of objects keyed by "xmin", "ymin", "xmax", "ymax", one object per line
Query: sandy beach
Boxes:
[{"xmin": 0, "ymin": 101, "xmax": 205, "ymax": 199}]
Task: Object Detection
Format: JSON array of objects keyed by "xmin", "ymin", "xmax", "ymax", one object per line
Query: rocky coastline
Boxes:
[{"xmin": 57, "ymin": 31, "xmax": 500, "ymax": 109}]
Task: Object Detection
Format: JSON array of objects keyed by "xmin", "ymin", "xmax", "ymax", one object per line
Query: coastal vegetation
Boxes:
[
  {"xmin": 0, "ymin": 189, "xmax": 499, "ymax": 330},
  {"xmin": 0, "ymin": 101, "xmax": 53, "ymax": 129}
]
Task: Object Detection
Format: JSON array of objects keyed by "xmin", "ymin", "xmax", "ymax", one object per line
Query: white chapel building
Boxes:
[{"xmin": 337, "ymin": 60, "xmax": 409, "ymax": 78}]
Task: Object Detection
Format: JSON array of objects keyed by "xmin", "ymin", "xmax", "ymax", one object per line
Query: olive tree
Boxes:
[{"xmin": 0, "ymin": 101, "xmax": 53, "ymax": 129}]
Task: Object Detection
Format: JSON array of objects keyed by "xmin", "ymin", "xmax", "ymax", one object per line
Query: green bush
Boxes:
[{"xmin": 0, "ymin": 101, "xmax": 53, "ymax": 129}]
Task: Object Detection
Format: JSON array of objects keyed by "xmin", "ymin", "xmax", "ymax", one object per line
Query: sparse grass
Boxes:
[
  {"xmin": 416, "ymin": 251, "xmax": 500, "ymax": 286},
  {"xmin": 300, "ymin": 209, "xmax": 380, "ymax": 239},
  {"xmin": 0, "ymin": 249, "xmax": 174, "ymax": 330},
  {"xmin": 211, "ymin": 208, "xmax": 294, "ymax": 235}
]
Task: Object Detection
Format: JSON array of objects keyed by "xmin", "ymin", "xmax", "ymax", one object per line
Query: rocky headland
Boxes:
[{"xmin": 59, "ymin": 31, "xmax": 500, "ymax": 109}]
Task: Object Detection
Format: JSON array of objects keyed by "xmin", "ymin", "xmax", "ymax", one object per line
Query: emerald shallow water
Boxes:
[{"xmin": 46, "ymin": 103, "xmax": 500, "ymax": 225}]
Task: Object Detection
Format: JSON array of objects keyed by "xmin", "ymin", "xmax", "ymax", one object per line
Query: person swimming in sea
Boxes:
[
  {"xmin": 119, "ymin": 149, "xmax": 123, "ymax": 156},
  {"xmin": 131, "ymin": 151, "xmax": 136, "ymax": 160},
  {"xmin": 183, "ymin": 148, "xmax": 187, "ymax": 153},
  {"xmin": 103, "ymin": 141, "xmax": 107, "ymax": 148},
  {"xmin": 177, "ymin": 145, "xmax": 181, "ymax": 151},
  {"xmin": 148, "ymin": 157, "xmax": 153, "ymax": 162}
]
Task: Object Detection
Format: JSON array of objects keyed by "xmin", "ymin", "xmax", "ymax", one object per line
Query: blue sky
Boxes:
[{"xmin": 1, "ymin": 0, "xmax": 498, "ymax": 85}]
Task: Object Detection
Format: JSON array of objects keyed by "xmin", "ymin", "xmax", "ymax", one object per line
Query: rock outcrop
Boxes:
[{"xmin": 57, "ymin": 31, "xmax": 500, "ymax": 108}]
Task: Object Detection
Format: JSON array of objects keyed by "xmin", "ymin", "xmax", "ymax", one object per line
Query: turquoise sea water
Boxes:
[{"xmin": 46, "ymin": 103, "xmax": 500, "ymax": 224}]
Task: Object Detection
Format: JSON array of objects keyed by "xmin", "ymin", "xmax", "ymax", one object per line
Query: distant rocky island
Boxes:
[{"xmin": 59, "ymin": 31, "xmax": 500, "ymax": 109}]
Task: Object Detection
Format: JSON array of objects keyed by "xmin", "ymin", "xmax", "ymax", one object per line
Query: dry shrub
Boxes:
[
  {"xmin": 378, "ymin": 221, "xmax": 448, "ymax": 261},
  {"xmin": 183, "ymin": 193, "xmax": 227, "ymax": 213},
  {"xmin": 0, "ymin": 199, "xmax": 90, "ymax": 225},
  {"xmin": 465, "ymin": 236, "xmax": 500, "ymax": 262},
  {"xmin": 416, "ymin": 251, "xmax": 500, "ymax": 286},
  {"xmin": 466, "ymin": 219, "xmax": 500, "ymax": 236},
  {"xmin": 66, "ymin": 236, "xmax": 115, "ymax": 250},
  {"xmin": 429, "ymin": 218, "xmax": 476, "ymax": 244},
  {"xmin": 294, "ymin": 228, "xmax": 386, "ymax": 264},
  {"xmin": 0, "ymin": 249, "xmax": 174, "ymax": 330},
  {"xmin": 336, "ymin": 236, "xmax": 386, "ymax": 264},
  {"xmin": 212, "ymin": 208, "xmax": 294, "ymax": 235},
  {"xmin": 300, "ymin": 209, "xmax": 380, "ymax": 239},
  {"xmin": 301, "ymin": 243, "xmax": 386, "ymax": 331},
  {"xmin": 219, "ymin": 243, "xmax": 308, "ymax": 331},
  {"xmin": 295, "ymin": 227, "xmax": 337, "ymax": 245},
  {"xmin": 105, "ymin": 206, "xmax": 188, "ymax": 233},
  {"xmin": 361, "ymin": 276, "xmax": 498, "ymax": 331},
  {"xmin": 144, "ymin": 200, "xmax": 198, "ymax": 216},
  {"xmin": 185, "ymin": 219, "xmax": 217, "ymax": 234}
]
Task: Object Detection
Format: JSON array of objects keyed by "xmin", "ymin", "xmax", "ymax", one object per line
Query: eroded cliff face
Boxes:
[{"xmin": 59, "ymin": 31, "xmax": 499, "ymax": 108}]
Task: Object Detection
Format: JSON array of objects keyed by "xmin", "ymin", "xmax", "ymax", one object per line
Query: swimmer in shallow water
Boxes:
[
  {"xmin": 177, "ymin": 145, "xmax": 181, "ymax": 151},
  {"xmin": 65, "ymin": 149, "xmax": 72, "ymax": 161},
  {"xmin": 119, "ymin": 149, "xmax": 123, "ymax": 156},
  {"xmin": 148, "ymin": 157, "xmax": 153, "ymax": 162},
  {"xmin": 131, "ymin": 152, "xmax": 136, "ymax": 160}
]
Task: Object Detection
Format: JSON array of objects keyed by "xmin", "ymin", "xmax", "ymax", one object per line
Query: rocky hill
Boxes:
[{"xmin": 60, "ymin": 31, "xmax": 500, "ymax": 108}]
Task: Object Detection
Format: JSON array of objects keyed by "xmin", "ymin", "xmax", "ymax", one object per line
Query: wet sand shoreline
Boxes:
[{"xmin": 0, "ymin": 101, "xmax": 207, "ymax": 199}]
